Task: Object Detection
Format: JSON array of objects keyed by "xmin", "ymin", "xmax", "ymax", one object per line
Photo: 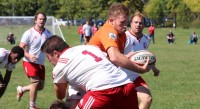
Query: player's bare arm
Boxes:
[
  {"xmin": 54, "ymin": 83, "xmax": 67, "ymax": 100},
  {"xmin": 107, "ymin": 47, "xmax": 149, "ymax": 73},
  {"xmin": 0, "ymin": 70, "xmax": 12, "ymax": 98},
  {"xmin": 19, "ymin": 42, "xmax": 37, "ymax": 62}
]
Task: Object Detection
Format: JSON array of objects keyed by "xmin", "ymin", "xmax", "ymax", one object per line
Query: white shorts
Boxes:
[{"xmin": 67, "ymin": 85, "xmax": 86, "ymax": 100}]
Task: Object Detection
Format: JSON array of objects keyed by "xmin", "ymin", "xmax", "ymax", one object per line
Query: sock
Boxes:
[
  {"xmin": 30, "ymin": 101, "xmax": 36, "ymax": 108},
  {"xmin": 21, "ymin": 87, "xmax": 25, "ymax": 92}
]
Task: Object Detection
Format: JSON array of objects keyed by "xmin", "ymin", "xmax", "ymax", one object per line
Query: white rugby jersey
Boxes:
[
  {"xmin": 124, "ymin": 30, "xmax": 150, "ymax": 54},
  {"xmin": 53, "ymin": 45, "xmax": 132, "ymax": 91},
  {"xmin": 120, "ymin": 30, "xmax": 151, "ymax": 80},
  {"xmin": 0, "ymin": 48, "xmax": 16, "ymax": 71},
  {"xmin": 20, "ymin": 27, "xmax": 52, "ymax": 65}
]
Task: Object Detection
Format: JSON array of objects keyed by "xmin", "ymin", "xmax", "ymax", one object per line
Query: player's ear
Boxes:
[
  {"xmin": 109, "ymin": 18, "xmax": 114, "ymax": 25},
  {"xmin": 53, "ymin": 50, "xmax": 60, "ymax": 58}
]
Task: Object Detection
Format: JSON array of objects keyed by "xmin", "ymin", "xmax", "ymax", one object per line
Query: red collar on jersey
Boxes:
[
  {"xmin": 34, "ymin": 26, "xmax": 45, "ymax": 34},
  {"xmin": 60, "ymin": 47, "xmax": 70, "ymax": 55}
]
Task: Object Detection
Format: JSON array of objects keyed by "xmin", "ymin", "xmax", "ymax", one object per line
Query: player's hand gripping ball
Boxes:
[{"xmin": 129, "ymin": 50, "xmax": 156, "ymax": 66}]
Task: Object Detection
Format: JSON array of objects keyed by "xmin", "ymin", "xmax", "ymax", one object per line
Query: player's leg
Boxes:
[
  {"xmin": 122, "ymin": 83, "xmax": 139, "ymax": 109},
  {"xmin": 0, "ymin": 72, "xmax": 5, "ymax": 88},
  {"xmin": 137, "ymin": 86, "xmax": 152, "ymax": 109},
  {"xmin": 134, "ymin": 76, "xmax": 152, "ymax": 109},
  {"xmin": 29, "ymin": 76, "xmax": 44, "ymax": 109},
  {"xmin": 83, "ymin": 35, "xmax": 87, "ymax": 45},
  {"xmin": 152, "ymin": 34, "xmax": 155, "ymax": 43}
]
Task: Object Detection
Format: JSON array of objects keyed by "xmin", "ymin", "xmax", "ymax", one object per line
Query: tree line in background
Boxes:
[{"xmin": 0, "ymin": 0, "xmax": 200, "ymax": 28}]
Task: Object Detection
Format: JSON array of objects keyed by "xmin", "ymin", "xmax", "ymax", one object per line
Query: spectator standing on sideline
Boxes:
[
  {"xmin": 189, "ymin": 32, "xmax": 198, "ymax": 44},
  {"xmin": 41, "ymin": 35, "xmax": 142, "ymax": 109},
  {"xmin": 166, "ymin": 30, "xmax": 175, "ymax": 44},
  {"xmin": 148, "ymin": 23, "xmax": 155, "ymax": 44},
  {"xmin": 122, "ymin": 12, "xmax": 160, "ymax": 109},
  {"xmin": 0, "ymin": 46, "xmax": 24, "ymax": 98},
  {"xmin": 82, "ymin": 20, "xmax": 92, "ymax": 44},
  {"xmin": 7, "ymin": 32, "xmax": 16, "ymax": 45},
  {"xmin": 17, "ymin": 12, "xmax": 52, "ymax": 109},
  {"xmin": 77, "ymin": 24, "xmax": 84, "ymax": 44},
  {"xmin": 92, "ymin": 23, "xmax": 98, "ymax": 36}
]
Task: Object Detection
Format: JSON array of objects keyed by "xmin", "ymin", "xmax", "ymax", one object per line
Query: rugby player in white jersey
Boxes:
[
  {"xmin": 41, "ymin": 35, "xmax": 150, "ymax": 109},
  {"xmin": 0, "ymin": 46, "xmax": 24, "ymax": 98},
  {"xmin": 17, "ymin": 12, "xmax": 52, "ymax": 109},
  {"xmin": 121, "ymin": 12, "xmax": 160, "ymax": 109}
]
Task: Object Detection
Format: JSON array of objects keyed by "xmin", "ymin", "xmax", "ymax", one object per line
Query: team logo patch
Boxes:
[{"xmin": 108, "ymin": 33, "xmax": 117, "ymax": 40}]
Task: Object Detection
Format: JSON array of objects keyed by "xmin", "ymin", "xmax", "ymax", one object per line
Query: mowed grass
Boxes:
[{"xmin": 0, "ymin": 26, "xmax": 200, "ymax": 109}]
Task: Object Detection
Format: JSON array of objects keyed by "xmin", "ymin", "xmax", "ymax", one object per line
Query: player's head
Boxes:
[
  {"xmin": 108, "ymin": 3, "xmax": 129, "ymax": 34},
  {"xmin": 130, "ymin": 12, "xmax": 145, "ymax": 35},
  {"xmin": 86, "ymin": 20, "xmax": 90, "ymax": 24},
  {"xmin": 9, "ymin": 32, "xmax": 14, "ymax": 36},
  {"xmin": 10, "ymin": 46, "xmax": 24, "ymax": 64},
  {"xmin": 49, "ymin": 99, "xmax": 70, "ymax": 109},
  {"xmin": 34, "ymin": 12, "xmax": 47, "ymax": 28},
  {"xmin": 41, "ymin": 35, "xmax": 69, "ymax": 66}
]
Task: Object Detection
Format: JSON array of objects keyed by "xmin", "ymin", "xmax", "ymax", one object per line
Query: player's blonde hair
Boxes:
[
  {"xmin": 130, "ymin": 12, "xmax": 145, "ymax": 24},
  {"xmin": 108, "ymin": 3, "xmax": 129, "ymax": 19}
]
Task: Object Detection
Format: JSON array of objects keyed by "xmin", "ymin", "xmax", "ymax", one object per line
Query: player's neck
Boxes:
[
  {"xmin": 34, "ymin": 26, "xmax": 45, "ymax": 32},
  {"xmin": 130, "ymin": 29, "xmax": 143, "ymax": 38}
]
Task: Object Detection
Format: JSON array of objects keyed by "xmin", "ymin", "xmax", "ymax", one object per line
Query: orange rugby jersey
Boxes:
[{"xmin": 89, "ymin": 21, "xmax": 126, "ymax": 53}]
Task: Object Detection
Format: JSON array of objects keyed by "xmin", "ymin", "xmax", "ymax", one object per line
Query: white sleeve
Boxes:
[
  {"xmin": 53, "ymin": 63, "xmax": 67, "ymax": 83},
  {"xmin": 20, "ymin": 30, "xmax": 31, "ymax": 44},
  {"xmin": 0, "ymin": 48, "xmax": 6, "ymax": 62}
]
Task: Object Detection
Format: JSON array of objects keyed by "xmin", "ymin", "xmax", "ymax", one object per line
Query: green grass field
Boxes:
[{"xmin": 0, "ymin": 26, "xmax": 200, "ymax": 109}]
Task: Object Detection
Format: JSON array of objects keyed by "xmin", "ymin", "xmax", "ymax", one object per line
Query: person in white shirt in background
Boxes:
[{"xmin": 82, "ymin": 20, "xmax": 92, "ymax": 44}]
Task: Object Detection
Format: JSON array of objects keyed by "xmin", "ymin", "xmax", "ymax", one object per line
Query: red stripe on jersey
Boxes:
[{"xmin": 58, "ymin": 58, "xmax": 69, "ymax": 63}]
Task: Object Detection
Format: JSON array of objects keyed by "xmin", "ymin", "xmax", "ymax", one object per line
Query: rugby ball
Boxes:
[{"xmin": 129, "ymin": 50, "xmax": 156, "ymax": 66}]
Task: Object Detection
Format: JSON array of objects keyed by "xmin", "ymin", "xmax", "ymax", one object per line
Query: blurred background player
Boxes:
[
  {"xmin": 82, "ymin": 20, "xmax": 92, "ymax": 44},
  {"xmin": 91, "ymin": 23, "xmax": 98, "ymax": 36},
  {"xmin": 0, "ymin": 46, "xmax": 24, "ymax": 98},
  {"xmin": 17, "ymin": 12, "xmax": 52, "ymax": 109},
  {"xmin": 148, "ymin": 23, "xmax": 155, "ymax": 44},
  {"xmin": 77, "ymin": 23, "xmax": 84, "ymax": 44}
]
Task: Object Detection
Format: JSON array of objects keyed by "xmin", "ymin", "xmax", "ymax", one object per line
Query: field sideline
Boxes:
[{"xmin": 0, "ymin": 26, "xmax": 200, "ymax": 109}]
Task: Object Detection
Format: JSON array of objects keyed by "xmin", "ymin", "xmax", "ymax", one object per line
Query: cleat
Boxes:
[{"xmin": 16, "ymin": 86, "xmax": 23, "ymax": 102}]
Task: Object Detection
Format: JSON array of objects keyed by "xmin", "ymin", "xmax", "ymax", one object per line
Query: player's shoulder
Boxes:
[
  {"xmin": 143, "ymin": 34, "xmax": 150, "ymax": 39},
  {"xmin": 0, "ymin": 48, "xmax": 8, "ymax": 62}
]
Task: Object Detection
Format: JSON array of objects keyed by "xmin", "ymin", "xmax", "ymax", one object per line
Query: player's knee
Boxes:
[
  {"xmin": 142, "ymin": 94, "xmax": 152, "ymax": 105},
  {"xmin": 32, "ymin": 81, "xmax": 44, "ymax": 90}
]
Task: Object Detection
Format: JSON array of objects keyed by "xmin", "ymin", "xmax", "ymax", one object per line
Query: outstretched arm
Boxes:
[{"xmin": 0, "ymin": 70, "xmax": 12, "ymax": 98}]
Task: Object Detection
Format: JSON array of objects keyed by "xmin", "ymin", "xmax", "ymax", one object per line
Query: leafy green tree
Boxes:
[{"xmin": 38, "ymin": 0, "xmax": 61, "ymax": 16}]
